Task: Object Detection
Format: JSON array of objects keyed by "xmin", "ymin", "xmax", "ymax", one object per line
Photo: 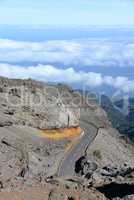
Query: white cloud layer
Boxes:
[
  {"xmin": 0, "ymin": 63, "xmax": 134, "ymax": 93},
  {"xmin": 0, "ymin": 38, "xmax": 134, "ymax": 67}
]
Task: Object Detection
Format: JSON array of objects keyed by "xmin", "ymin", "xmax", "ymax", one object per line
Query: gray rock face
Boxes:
[
  {"xmin": 75, "ymin": 156, "xmax": 98, "ymax": 177},
  {"xmin": 0, "ymin": 77, "xmax": 80, "ymax": 129},
  {"xmin": 113, "ymin": 195, "xmax": 134, "ymax": 200}
]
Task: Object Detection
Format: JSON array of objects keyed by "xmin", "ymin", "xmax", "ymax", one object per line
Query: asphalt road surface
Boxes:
[{"xmin": 57, "ymin": 120, "xmax": 98, "ymax": 177}]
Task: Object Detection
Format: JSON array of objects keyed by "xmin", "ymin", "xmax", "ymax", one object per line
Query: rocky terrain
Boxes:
[
  {"xmin": 0, "ymin": 77, "xmax": 80, "ymax": 188},
  {"xmin": 0, "ymin": 77, "xmax": 79, "ymax": 129},
  {"xmin": 0, "ymin": 76, "xmax": 134, "ymax": 200}
]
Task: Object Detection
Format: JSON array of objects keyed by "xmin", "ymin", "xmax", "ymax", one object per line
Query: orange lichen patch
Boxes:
[{"xmin": 39, "ymin": 127, "xmax": 83, "ymax": 140}]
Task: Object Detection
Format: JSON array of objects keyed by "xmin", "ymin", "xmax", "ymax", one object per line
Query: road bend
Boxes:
[{"xmin": 57, "ymin": 120, "xmax": 98, "ymax": 177}]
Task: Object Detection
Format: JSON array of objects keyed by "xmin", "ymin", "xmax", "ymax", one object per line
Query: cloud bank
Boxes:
[
  {"xmin": 0, "ymin": 63, "xmax": 134, "ymax": 93},
  {"xmin": 0, "ymin": 38, "xmax": 134, "ymax": 67}
]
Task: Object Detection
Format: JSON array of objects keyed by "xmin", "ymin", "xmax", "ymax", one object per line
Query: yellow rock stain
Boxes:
[{"xmin": 39, "ymin": 127, "xmax": 83, "ymax": 140}]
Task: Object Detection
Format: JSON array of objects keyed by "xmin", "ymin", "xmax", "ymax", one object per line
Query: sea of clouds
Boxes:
[{"xmin": 0, "ymin": 38, "xmax": 134, "ymax": 93}]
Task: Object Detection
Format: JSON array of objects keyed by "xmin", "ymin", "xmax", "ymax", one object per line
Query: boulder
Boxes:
[{"xmin": 75, "ymin": 156, "xmax": 98, "ymax": 177}]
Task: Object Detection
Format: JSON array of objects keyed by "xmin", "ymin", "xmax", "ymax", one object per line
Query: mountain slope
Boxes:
[{"xmin": 101, "ymin": 95, "xmax": 134, "ymax": 141}]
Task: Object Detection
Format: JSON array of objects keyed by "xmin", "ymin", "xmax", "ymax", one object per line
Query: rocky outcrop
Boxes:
[
  {"xmin": 73, "ymin": 155, "xmax": 134, "ymax": 199},
  {"xmin": 72, "ymin": 123, "xmax": 134, "ymax": 200},
  {"xmin": 0, "ymin": 77, "xmax": 80, "ymax": 129},
  {"xmin": 75, "ymin": 156, "xmax": 98, "ymax": 177}
]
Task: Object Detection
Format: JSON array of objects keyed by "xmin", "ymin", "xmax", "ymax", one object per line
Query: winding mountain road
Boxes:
[{"xmin": 57, "ymin": 120, "xmax": 98, "ymax": 177}]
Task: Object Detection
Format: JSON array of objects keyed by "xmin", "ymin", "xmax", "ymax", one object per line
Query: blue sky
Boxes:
[{"xmin": 0, "ymin": 0, "xmax": 134, "ymax": 25}]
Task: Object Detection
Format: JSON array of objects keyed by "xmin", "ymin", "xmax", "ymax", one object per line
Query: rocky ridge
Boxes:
[{"xmin": 0, "ymin": 77, "xmax": 134, "ymax": 200}]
